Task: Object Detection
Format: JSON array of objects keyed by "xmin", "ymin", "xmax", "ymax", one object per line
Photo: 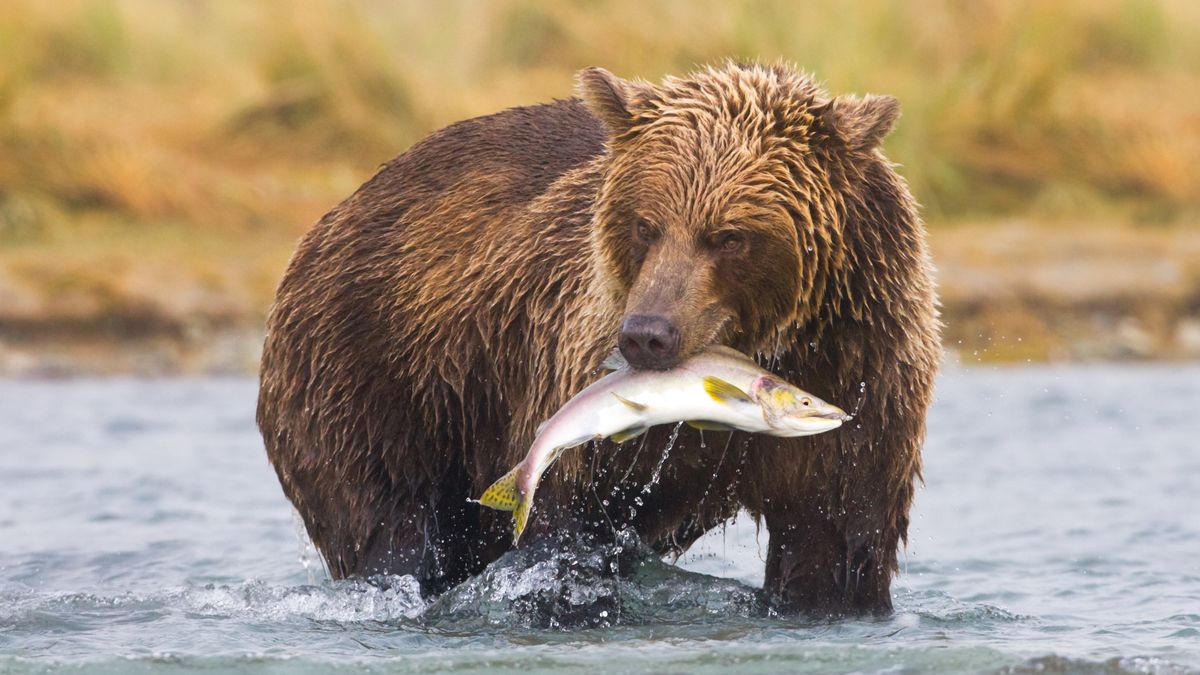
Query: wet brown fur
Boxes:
[{"xmin": 257, "ymin": 62, "xmax": 940, "ymax": 614}]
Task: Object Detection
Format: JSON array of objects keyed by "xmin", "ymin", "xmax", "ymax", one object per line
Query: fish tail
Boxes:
[
  {"xmin": 478, "ymin": 446, "xmax": 571, "ymax": 544},
  {"xmin": 477, "ymin": 463, "xmax": 523, "ymax": 512},
  {"xmin": 513, "ymin": 494, "xmax": 533, "ymax": 544},
  {"xmin": 476, "ymin": 463, "xmax": 534, "ymax": 545}
]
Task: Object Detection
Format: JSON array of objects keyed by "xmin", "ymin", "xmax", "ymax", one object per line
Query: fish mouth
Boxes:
[
  {"xmin": 775, "ymin": 415, "xmax": 844, "ymax": 437},
  {"xmin": 812, "ymin": 407, "xmax": 851, "ymax": 422},
  {"xmin": 784, "ymin": 402, "xmax": 850, "ymax": 434}
]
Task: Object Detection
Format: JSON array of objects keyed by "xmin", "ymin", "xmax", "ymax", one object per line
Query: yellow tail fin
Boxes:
[
  {"xmin": 478, "ymin": 464, "xmax": 523, "ymax": 512},
  {"xmin": 513, "ymin": 495, "xmax": 532, "ymax": 544},
  {"xmin": 478, "ymin": 463, "xmax": 533, "ymax": 544},
  {"xmin": 479, "ymin": 447, "xmax": 571, "ymax": 544}
]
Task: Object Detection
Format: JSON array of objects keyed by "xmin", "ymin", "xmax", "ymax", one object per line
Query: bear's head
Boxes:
[{"xmin": 580, "ymin": 62, "xmax": 900, "ymax": 369}]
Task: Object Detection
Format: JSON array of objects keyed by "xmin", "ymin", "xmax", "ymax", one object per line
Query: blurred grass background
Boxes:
[{"xmin": 1, "ymin": 0, "xmax": 1199, "ymax": 372}]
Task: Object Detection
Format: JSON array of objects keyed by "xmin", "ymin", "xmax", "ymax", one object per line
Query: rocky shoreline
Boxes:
[
  {"xmin": 3, "ymin": 223, "xmax": 1197, "ymax": 376},
  {"xmin": 0, "ymin": 316, "xmax": 264, "ymax": 377},
  {"xmin": 3, "ymin": 303, "xmax": 1198, "ymax": 378}
]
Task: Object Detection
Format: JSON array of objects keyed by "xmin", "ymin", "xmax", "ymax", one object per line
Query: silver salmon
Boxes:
[{"xmin": 476, "ymin": 346, "xmax": 848, "ymax": 543}]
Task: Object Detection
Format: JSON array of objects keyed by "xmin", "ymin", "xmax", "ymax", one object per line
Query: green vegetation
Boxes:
[{"xmin": 1, "ymin": 0, "xmax": 1198, "ymax": 371}]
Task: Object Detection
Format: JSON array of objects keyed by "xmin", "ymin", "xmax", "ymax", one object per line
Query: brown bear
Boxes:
[{"xmin": 257, "ymin": 62, "xmax": 940, "ymax": 616}]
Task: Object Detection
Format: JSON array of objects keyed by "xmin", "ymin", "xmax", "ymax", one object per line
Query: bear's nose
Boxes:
[{"xmin": 618, "ymin": 314, "xmax": 681, "ymax": 370}]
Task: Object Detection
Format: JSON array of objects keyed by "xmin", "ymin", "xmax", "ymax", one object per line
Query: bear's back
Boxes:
[
  {"xmin": 258, "ymin": 99, "xmax": 611, "ymax": 541},
  {"xmin": 261, "ymin": 97, "xmax": 609, "ymax": 380},
  {"xmin": 330, "ymin": 98, "xmax": 608, "ymax": 233}
]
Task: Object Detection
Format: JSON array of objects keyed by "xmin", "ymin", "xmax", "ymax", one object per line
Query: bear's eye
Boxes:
[
  {"xmin": 633, "ymin": 219, "xmax": 658, "ymax": 245},
  {"xmin": 718, "ymin": 232, "xmax": 746, "ymax": 254}
]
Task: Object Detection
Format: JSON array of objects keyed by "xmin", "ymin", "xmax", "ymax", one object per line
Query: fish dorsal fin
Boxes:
[
  {"xmin": 477, "ymin": 464, "xmax": 523, "ymax": 512},
  {"xmin": 705, "ymin": 345, "xmax": 758, "ymax": 364},
  {"xmin": 601, "ymin": 349, "xmax": 628, "ymax": 371},
  {"xmin": 703, "ymin": 376, "xmax": 755, "ymax": 405},
  {"xmin": 611, "ymin": 392, "xmax": 648, "ymax": 411},
  {"xmin": 686, "ymin": 420, "xmax": 737, "ymax": 432},
  {"xmin": 610, "ymin": 426, "xmax": 648, "ymax": 444}
]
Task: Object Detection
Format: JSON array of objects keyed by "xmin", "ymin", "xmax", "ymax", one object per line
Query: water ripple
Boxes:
[{"xmin": 1, "ymin": 371, "xmax": 1199, "ymax": 672}]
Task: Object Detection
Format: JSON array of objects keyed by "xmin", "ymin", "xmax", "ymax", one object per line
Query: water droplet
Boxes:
[{"xmin": 639, "ymin": 423, "xmax": 681, "ymax": 497}]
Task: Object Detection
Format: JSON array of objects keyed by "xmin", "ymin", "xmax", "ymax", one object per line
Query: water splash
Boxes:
[
  {"xmin": 847, "ymin": 380, "xmax": 868, "ymax": 419},
  {"xmin": 629, "ymin": 422, "xmax": 683, "ymax": 519},
  {"xmin": 185, "ymin": 576, "xmax": 426, "ymax": 622},
  {"xmin": 424, "ymin": 532, "xmax": 762, "ymax": 630},
  {"xmin": 2, "ymin": 576, "xmax": 428, "ymax": 628},
  {"xmin": 292, "ymin": 509, "xmax": 321, "ymax": 585},
  {"xmin": 643, "ymin": 422, "xmax": 683, "ymax": 493},
  {"xmin": 424, "ymin": 536, "xmax": 623, "ymax": 628}
]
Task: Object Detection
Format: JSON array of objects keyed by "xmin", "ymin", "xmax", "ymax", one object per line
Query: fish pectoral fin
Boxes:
[
  {"xmin": 686, "ymin": 420, "xmax": 737, "ymax": 432},
  {"xmin": 477, "ymin": 464, "xmax": 523, "ymax": 512},
  {"xmin": 703, "ymin": 376, "xmax": 755, "ymax": 405},
  {"xmin": 611, "ymin": 392, "xmax": 649, "ymax": 411},
  {"xmin": 601, "ymin": 348, "xmax": 629, "ymax": 371},
  {"xmin": 610, "ymin": 426, "xmax": 649, "ymax": 444}
]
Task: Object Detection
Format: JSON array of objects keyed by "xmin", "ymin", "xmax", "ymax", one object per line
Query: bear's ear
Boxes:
[
  {"xmin": 576, "ymin": 67, "xmax": 656, "ymax": 137},
  {"xmin": 819, "ymin": 94, "xmax": 900, "ymax": 151}
]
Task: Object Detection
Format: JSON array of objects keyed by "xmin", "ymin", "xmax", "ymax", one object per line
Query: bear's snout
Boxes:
[{"xmin": 617, "ymin": 314, "xmax": 681, "ymax": 369}]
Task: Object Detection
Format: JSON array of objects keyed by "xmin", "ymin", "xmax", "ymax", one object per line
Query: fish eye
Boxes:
[{"xmin": 802, "ymin": 398, "xmax": 811, "ymax": 406}]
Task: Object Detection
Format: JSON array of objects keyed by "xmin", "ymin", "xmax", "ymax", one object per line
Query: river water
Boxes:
[{"xmin": 1, "ymin": 365, "xmax": 1198, "ymax": 673}]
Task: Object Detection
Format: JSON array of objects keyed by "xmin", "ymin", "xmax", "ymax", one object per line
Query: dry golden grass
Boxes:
[{"xmin": 1, "ymin": 0, "xmax": 1198, "ymax": 368}]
